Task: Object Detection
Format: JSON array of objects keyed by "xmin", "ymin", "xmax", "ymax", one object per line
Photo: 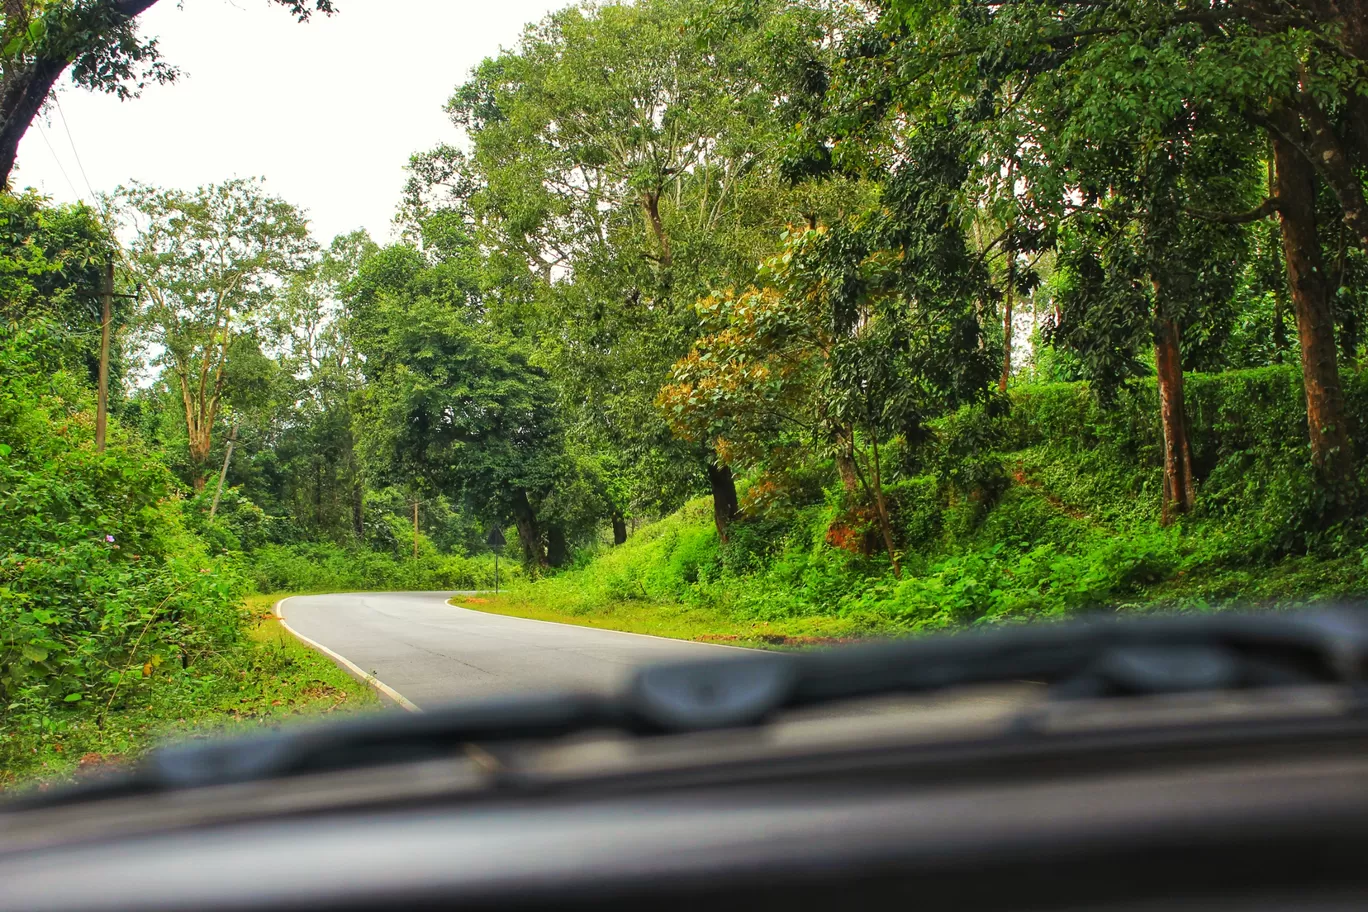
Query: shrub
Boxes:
[
  {"xmin": 0, "ymin": 329, "xmax": 248, "ymax": 724},
  {"xmin": 247, "ymin": 542, "xmax": 509, "ymax": 593}
]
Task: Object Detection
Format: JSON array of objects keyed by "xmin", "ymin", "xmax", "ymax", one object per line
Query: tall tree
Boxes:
[
  {"xmin": 0, "ymin": 0, "xmax": 334, "ymax": 188},
  {"xmin": 413, "ymin": 0, "xmax": 842, "ymax": 541},
  {"xmin": 663, "ymin": 118, "xmax": 998, "ymax": 572},
  {"xmin": 349, "ymin": 245, "xmax": 566, "ymax": 571},
  {"xmin": 257, "ymin": 230, "xmax": 376, "ymax": 542},
  {"xmin": 878, "ymin": 0, "xmax": 1367, "ymax": 486},
  {"xmin": 117, "ymin": 178, "xmax": 314, "ymax": 489}
]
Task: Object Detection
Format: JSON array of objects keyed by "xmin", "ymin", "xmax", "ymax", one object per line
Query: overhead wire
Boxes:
[
  {"xmin": 33, "ymin": 123, "xmax": 81, "ymax": 201},
  {"xmin": 52, "ymin": 93, "xmax": 98, "ymax": 205},
  {"xmin": 46, "ymin": 93, "xmax": 144, "ymax": 284}
]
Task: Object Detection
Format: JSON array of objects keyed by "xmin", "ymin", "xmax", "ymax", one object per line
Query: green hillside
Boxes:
[{"xmin": 482, "ymin": 367, "xmax": 1368, "ymax": 644}]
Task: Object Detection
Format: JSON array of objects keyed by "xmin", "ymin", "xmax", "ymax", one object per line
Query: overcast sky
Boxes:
[{"xmin": 11, "ymin": 0, "xmax": 563, "ymax": 245}]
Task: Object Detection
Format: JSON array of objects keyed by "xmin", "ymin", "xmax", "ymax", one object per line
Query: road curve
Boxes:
[{"xmin": 277, "ymin": 592, "xmax": 734, "ymax": 710}]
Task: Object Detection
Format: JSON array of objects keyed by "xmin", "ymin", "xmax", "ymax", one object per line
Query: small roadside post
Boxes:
[{"xmin": 487, "ymin": 526, "xmax": 506, "ymax": 595}]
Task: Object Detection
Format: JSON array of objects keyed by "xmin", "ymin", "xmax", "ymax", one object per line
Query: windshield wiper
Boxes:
[{"xmin": 13, "ymin": 607, "xmax": 1368, "ymax": 806}]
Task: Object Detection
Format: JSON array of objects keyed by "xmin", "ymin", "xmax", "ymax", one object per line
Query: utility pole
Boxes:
[
  {"xmin": 95, "ymin": 260, "xmax": 114, "ymax": 452},
  {"xmin": 208, "ymin": 424, "xmax": 238, "ymax": 520},
  {"xmin": 413, "ymin": 499, "xmax": 420, "ymax": 561},
  {"xmin": 486, "ymin": 526, "xmax": 506, "ymax": 595}
]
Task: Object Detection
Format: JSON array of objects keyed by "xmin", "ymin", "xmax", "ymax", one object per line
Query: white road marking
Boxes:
[{"xmin": 274, "ymin": 596, "xmax": 422, "ymax": 712}]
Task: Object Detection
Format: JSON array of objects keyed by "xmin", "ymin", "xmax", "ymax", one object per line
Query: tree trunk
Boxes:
[
  {"xmin": 1340, "ymin": 305, "xmax": 1359, "ymax": 370},
  {"xmin": 546, "ymin": 525, "xmax": 569, "ymax": 568},
  {"xmin": 999, "ymin": 252, "xmax": 1014, "ymax": 393},
  {"xmin": 187, "ymin": 429, "xmax": 211, "ymax": 492},
  {"xmin": 313, "ymin": 459, "xmax": 323, "ymax": 528},
  {"xmin": 640, "ymin": 190, "xmax": 672, "ymax": 267},
  {"xmin": 511, "ymin": 489, "xmax": 547, "ymax": 571},
  {"xmin": 835, "ymin": 448, "xmax": 859, "ymax": 496},
  {"xmin": 868, "ymin": 436, "xmax": 901, "ymax": 578},
  {"xmin": 1153, "ymin": 308, "xmax": 1195, "ymax": 525},
  {"xmin": 1267, "ymin": 150, "xmax": 1290, "ymax": 362},
  {"xmin": 0, "ymin": 0, "xmax": 162, "ymax": 189},
  {"xmin": 1296, "ymin": 94, "xmax": 1368, "ymax": 252},
  {"xmin": 352, "ymin": 477, "xmax": 364, "ymax": 540},
  {"xmin": 611, "ymin": 512, "xmax": 628, "ymax": 546},
  {"xmin": 0, "ymin": 56, "xmax": 67, "ymax": 190},
  {"xmin": 1273, "ymin": 282, "xmax": 1289, "ymax": 361},
  {"xmin": 177, "ymin": 368, "xmax": 216, "ymax": 493},
  {"xmin": 1347, "ymin": 93, "xmax": 1368, "ymax": 165},
  {"xmin": 705, "ymin": 459, "xmax": 739, "ymax": 542},
  {"xmin": 1273, "ymin": 131, "xmax": 1356, "ymax": 486},
  {"xmin": 831, "ymin": 423, "xmax": 859, "ymax": 495}
]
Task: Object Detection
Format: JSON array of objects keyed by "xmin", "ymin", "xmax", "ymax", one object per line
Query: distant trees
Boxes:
[
  {"xmin": 116, "ymin": 178, "xmax": 314, "ymax": 490},
  {"xmin": 7, "ymin": 0, "xmax": 1363, "ymax": 582},
  {"xmin": 871, "ymin": 0, "xmax": 1367, "ymax": 495},
  {"xmin": 757, "ymin": 0, "xmax": 1363, "ymax": 528},
  {"xmin": 409, "ymin": 0, "xmax": 845, "ymax": 541},
  {"xmin": 345, "ymin": 235, "xmax": 567, "ymax": 571},
  {"xmin": 392, "ymin": 0, "xmax": 1368, "ymax": 553}
]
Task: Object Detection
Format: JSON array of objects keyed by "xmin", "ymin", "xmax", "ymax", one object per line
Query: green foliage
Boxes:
[
  {"xmin": 0, "ymin": 192, "xmax": 123, "ymax": 388},
  {"xmin": 115, "ymin": 178, "xmax": 316, "ymax": 487},
  {"xmin": 2, "ymin": 593, "xmax": 377, "ymax": 787},
  {"xmin": 247, "ymin": 543, "xmax": 510, "ymax": 594},
  {"xmin": 504, "ymin": 366, "xmax": 1368, "ymax": 639},
  {"xmin": 348, "ymin": 240, "xmax": 567, "ymax": 569},
  {"xmin": 6, "ymin": 0, "xmax": 1368, "ymax": 778},
  {"xmin": 409, "ymin": 0, "xmax": 857, "ymax": 521},
  {"xmin": 1010, "ymin": 367, "xmax": 1368, "ymax": 553},
  {"xmin": 0, "ymin": 326, "xmax": 248, "ymax": 728}
]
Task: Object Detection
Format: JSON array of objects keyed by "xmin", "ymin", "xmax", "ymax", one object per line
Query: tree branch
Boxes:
[{"xmin": 1185, "ymin": 196, "xmax": 1282, "ymax": 223}]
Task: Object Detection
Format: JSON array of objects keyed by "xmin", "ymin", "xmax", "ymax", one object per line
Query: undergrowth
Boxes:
[
  {"xmin": 0, "ymin": 593, "xmax": 378, "ymax": 788},
  {"xmin": 483, "ymin": 366, "xmax": 1368, "ymax": 641},
  {"xmin": 248, "ymin": 543, "xmax": 510, "ymax": 594}
]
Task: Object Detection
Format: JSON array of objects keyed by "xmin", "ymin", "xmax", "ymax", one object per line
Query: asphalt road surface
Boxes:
[{"xmin": 277, "ymin": 591, "xmax": 734, "ymax": 710}]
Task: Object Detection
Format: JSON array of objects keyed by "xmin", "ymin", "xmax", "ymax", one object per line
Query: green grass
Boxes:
[
  {"xmin": 0, "ymin": 592, "xmax": 379, "ymax": 789},
  {"xmin": 452, "ymin": 592, "xmax": 867, "ymax": 646},
  {"xmin": 457, "ymin": 471, "xmax": 1368, "ymax": 644}
]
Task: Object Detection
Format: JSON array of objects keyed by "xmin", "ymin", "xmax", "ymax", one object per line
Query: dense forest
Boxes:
[{"xmin": 3, "ymin": 0, "xmax": 1368, "ymax": 773}]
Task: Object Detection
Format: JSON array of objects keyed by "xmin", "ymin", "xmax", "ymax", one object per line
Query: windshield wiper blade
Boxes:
[{"xmin": 13, "ymin": 608, "xmax": 1368, "ymax": 806}]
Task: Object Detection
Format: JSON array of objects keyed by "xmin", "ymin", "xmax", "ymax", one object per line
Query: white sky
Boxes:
[{"xmin": 11, "ymin": 0, "xmax": 563, "ymax": 245}]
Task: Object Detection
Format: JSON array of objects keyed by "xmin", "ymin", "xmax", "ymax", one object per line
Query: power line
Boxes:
[
  {"xmin": 48, "ymin": 99, "xmax": 138, "ymax": 276},
  {"xmin": 53, "ymin": 93, "xmax": 99, "ymax": 205},
  {"xmin": 34, "ymin": 123, "xmax": 81, "ymax": 200}
]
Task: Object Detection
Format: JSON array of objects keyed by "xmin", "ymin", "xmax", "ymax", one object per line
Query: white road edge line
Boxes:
[
  {"xmin": 274, "ymin": 596, "xmax": 422, "ymax": 713},
  {"xmin": 445, "ymin": 596, "xmax": 753, "ymax": 651}
]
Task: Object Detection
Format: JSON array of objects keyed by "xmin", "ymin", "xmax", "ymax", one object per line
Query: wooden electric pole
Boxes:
[
  {"xmin": 208, "ymin": 424, "xmax": 238, "ymax": 520},
  {"xmin": 413, "ymin": 499, "xmax": 420, "ymax": 560},
  {"xmin": 95, "ymin": 260, "xmax": 114, "ymax": 452}
]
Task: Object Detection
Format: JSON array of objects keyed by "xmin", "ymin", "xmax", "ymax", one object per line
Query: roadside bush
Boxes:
[
  {"xmin": 247, "ymin": 542, "xmax": 508, "ymax": 593},
  {"xmin": 0, "ymin": 329, "xmax": 248, "ymax": 728},
  {"xmin": 500, "ymin": 368, "xmax": 1368, "ymax": 636}
]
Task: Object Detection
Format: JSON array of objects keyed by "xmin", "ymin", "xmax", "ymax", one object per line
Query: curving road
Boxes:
[{"xmin": 277, "ymin": 591, "xmax": 734, "ymax": 710}]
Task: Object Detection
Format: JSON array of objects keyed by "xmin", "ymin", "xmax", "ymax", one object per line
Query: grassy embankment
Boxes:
[
  {"xmin": 0, "ymin": 593, "xmax": 377, "ymax": 788},
  {"xmin": 464, "ymin": 369, "xmax": 1368, "ymax": 644}
]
